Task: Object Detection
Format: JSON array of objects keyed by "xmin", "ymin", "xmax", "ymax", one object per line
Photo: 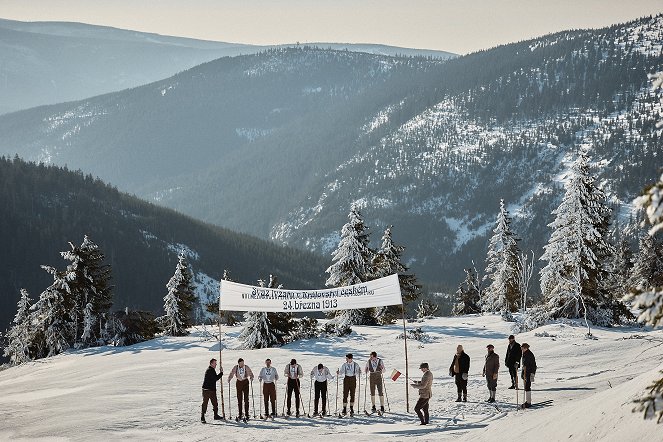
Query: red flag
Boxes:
[{"xmin": 391, "ymin": 369, "xmax": 401, "ymax": 381}]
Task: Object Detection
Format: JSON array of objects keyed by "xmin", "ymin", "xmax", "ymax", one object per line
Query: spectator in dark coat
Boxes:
[
  {"xmin": 505, "ymin": 334, "xmax": 522, "ymax": 389},
  {"xmin": 482, "ymin": 344, "xmax": 500, "ymax": 403},
  {"xmin": 520, "ymin": 343, "xmax": 537, "ymax": 408},
  {"xmin": 201, "ymin": 358, "xmax": 224, "ymax": 423},
  {"xmin": 449, "ymin": 344, "xmax": 470, "ymax": 402}
]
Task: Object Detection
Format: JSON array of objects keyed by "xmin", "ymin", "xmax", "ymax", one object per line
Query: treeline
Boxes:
[{"xmin": 0, "ymin": 156, "xmax": 326, "ymax": 348}]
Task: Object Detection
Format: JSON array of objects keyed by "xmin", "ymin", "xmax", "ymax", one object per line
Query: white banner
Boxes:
[{"xmin": 219, "ymin": 274, "xmax": 401, "ymax": 313}]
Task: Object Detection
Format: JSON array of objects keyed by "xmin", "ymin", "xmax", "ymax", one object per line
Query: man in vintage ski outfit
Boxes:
[
  {"xmin": 337, "ymin": 353, "xmax": 361, "ymax": 416},
  {"xmin": 411, "ymin": 362, "xmax": 433, "ymax": 425},
  {"xmin": 310, "ymin": 363, "xmax": 333, "ymax": 416},
  {"xmin": 364, "ymin": 351, "xmax": 386, "ymax": 413},
  {"xmin": 227, "ymin": 358, "xmax": 254, "ymax": 420},
  {"xmin": 258, "ymin": 358, "xmax": 279, "ymax": 418},
  {"xmin": 201, "ymin": 358, "xmax": 223, "ymax": 423},
  {"xmin": 284, "ymin": 358, "xmax": 304, "ymax": 416}
]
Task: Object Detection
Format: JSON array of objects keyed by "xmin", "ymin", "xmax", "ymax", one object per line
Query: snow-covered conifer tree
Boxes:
[
  {"xmin": 371, "ymin": 225, "xmax": 421, "ymax": 324},
  {"xmin": 3, "ymin": 289, "xmax": 33, "ymax": 365},
  {"xmin": 483, "ymin": 200, "xmax": 521, "ymax": 313},
  {"xmin": 60, "ymin": 236, "xmax": 113, "ymax": 347},
  {"xmin": 81, "ymin": 302, "xmax": 95, "ymax": 344},
  {"xmin": 452, "ymin": 267, "xmax": 481, "ymax": 315},
  {"xmin": 325, "ymin": 205, "xmax": 376, "ymax": 327},
  {"xmin": 157, "ymin": 251, "xmax": 197, "ymax": 336},
  {"xmin": 416, "ymin": 298, "xmax": 439, "ymax": 319},
  {"xmin": 34, "ymin": 266, "xmax": 74, "ymax": 357},
  {"xmin": 539, "ymin": 152, "xmax": 616, "ymax": 324},
  {"xmin": 239, "ymin": 278, "xmax": 280, "ymax": 349},
  {"xmin": 627, "ymin": 71, "xmax": 663, "ymax": 424},
  {"xmin": 265, "ymin": 274, "xmax": 293, "ymax": 343},
  {"xmin": 628, "ymin": 234, "xmax": 663, "ymax": 290}
]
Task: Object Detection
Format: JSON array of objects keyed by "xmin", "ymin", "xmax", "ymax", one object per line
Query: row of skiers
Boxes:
[
  {"xmin": 450, "ymin": 335, "xmax": 537, "ymax": 408},
  {"xmin": 201, "ymin": 352, "xmax": 391, "ymax": 423}
]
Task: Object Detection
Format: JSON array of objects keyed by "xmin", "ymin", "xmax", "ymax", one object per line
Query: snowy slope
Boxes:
[{"xmin": 0, "ymin": 315, "xmax": 661, "ymax": 441}]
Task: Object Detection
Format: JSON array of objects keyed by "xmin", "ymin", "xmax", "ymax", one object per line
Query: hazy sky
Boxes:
[{"xmin": 1, "ymin": 0, "xmax": 661, "ymax": 54}]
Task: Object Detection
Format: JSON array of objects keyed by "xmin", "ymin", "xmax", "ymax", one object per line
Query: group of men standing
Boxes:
[
  {"xmin": 200, "ymin": 335, "xmax": 538, "ymax": 425},
  {"xmin": 449, "ymin": 335, "xmax": 537, "ymax": 408},
  {"xmin": 200, "ymin": 352, "xmax": 389, "ymax": 423}
]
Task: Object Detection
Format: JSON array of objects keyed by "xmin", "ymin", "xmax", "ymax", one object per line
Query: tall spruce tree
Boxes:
[
  {"xmin": 452, "ymin": 267, "xmax": 481, "ymax": 315},
  {"xmin": 60, "ymin": 236, "xmax": 113, "ymax": 347},
  {"xmin": 157, "ymin": 251, "xmax": 197, "ymax": 336},
  {"xmin": 371, "ymin": 225, "xmax": 421, "ymax": 324},
  {"xmin": 3, "ymin": 289, "xmax": 33, "ymax": 365},
  {"xmin": 628, "ymin": 234, "xmax": 663, "ymax": 290},
  {"xmin": 265, "ymin": 274, "xmax": 294, "ymax": 344},
  {"xmin": 33, "ymin": 266, "xmax": 74, "ymax": 357},
  {"xmin": 239, "ymin": 278, "xmax": 280, "ymax": 349},
  {"xmin": 325, "ymin": 205, "xmax": 376, "ymax": 327},
  {"xmin": 539, "ymin": 152, "xmax": 616, "ymax": 323},
  {"xmin": 483, "ymin": 200, "xmax": 521, "ymax": 313}
]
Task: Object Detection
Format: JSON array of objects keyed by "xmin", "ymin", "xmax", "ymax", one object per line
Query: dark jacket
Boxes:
[
  {"xmin": 521, "ymin": 350, "xmax": 536, "ymax": 377},
  {"xmin": 505, "ymin": 341, "xmax": 522, "ymax": 367},
  {"xmin": 449, "ymin": 352, "xmax": 470, "ymax": 376},
  {"xmin": 483, "ymin": 352, "xmax": 500, "ymax": 378},
  {"xmin": 202, "ymin": 366, "xmax": 223, "ymax": 390}
]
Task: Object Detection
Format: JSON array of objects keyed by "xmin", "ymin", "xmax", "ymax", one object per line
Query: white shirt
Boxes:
[
  {"xmin": 339, "ymin": 361, "xmax": 360, "ymax": 377},
  {"xmin": 366, "ymin": 358, "xmax": 385, "ymax": 373},
  {"xmin": 311, "ymin": 366, "xmax": 333, "ymax": 382},
  {"xmin": 259, "ymin": 367, "xmax": 279, "ymax": 383}
]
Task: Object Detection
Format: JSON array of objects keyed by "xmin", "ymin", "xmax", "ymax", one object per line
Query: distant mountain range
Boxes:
[
  {"xmin": 0, "ymin": 157, "xmax": 326, "ymax": 338},
  {"xmin": 0, "ymin": 18, "xmax": 455, "ymax": 114},
  {"xmin": 1, "ymin": 15, "xmax": 661, "ymax": 292}
]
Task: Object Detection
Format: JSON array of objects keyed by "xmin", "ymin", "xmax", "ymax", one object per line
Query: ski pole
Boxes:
[
  {"xmin": 335, "ymin": 375, "xmax": 339, "ymax": 416},
  {"xmin": 294, "ymin": 378, "xmax": 305, "ymax": 415},
  {"xmin": 523, "ymin": 367, "xmax": 526, "ymax": 407},
  {"xmin": 219, "ymin": 369, "xmax": 226, "ymax": 419},
  {"xmin": 325, "ymin": 383, "xmax": 330, "ymax": 416},
  {"xmin": 356, "ymin": 371, "xmax": 361, "ymax": 414},
  {"xmin": 515, "ymin": 371, "xmax": 519, "ymax": 409},
  {"xmin": 259, "ymin": 380, "xmax": 263, "ymax": 419},
  {"xmin": 308, "ymin": 377, "xmax": 313, "ymax": 417},
  {"xmin": 363, "ymin": 369, "xmax": 368, "ymax": 413},
  {"xmin": 281, "ymin": 382, "xmax": 287, "ymax": 416},
  {"xmin": 251, "ymin": 380, "xmax": 256, "ymax": 419},
  {"xmin": 227, "ymin": 380, "xmax": 232, "ymax": 420},
  {"xmin": 381, "ymin": 373, "xmax": 391, "ymax": 412}
]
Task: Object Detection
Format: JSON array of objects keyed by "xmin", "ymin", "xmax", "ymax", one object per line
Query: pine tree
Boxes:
[
  {"xmin": 325, "ymin": 205, "xmax": 376, "ymax": 327},
  {"xmin": 33, "ymin": 266, "xmax": 74, "ymax": 357},
  {"xmin": 3, "ymin": 289, "xmax": 33, "ymax": 365},
  {"xmin": 628, "ymin": 234, "xmax": 663, "ymax": 290},
  {"xmin": 452, "ymin": 267, "xmax": 481, "ymax": 315},
  {"xmin": 157, "ymin": 252, "xmax": 197, "ymax": 336},
  {"xmin": 371, "ymin": 225, "xmax": 421, "ymax": 324},
  {"xmin": 606, "ymin": 237, "xmax": 634, "ymax": 297},
  {"xmin": 60, "ymin": 236, "xmax": 113, "ymax": 347},
  {"xmin": 539, "ymin": 152, "xmax": 616, "ymax": 324},
  {"xmin": 483, "ymin": 200, "xmax": 521, "ymax": 313},
  {"xmin": 239, "ymin": 310, "xmax": 278, "ymax": 349},
  {"xmin": 416, "ymin": 298, "xmax": 439, "ymax": 319},
  {"xmin": 265, "ymin": 275, "xmax": 294, "ymax": 344}
]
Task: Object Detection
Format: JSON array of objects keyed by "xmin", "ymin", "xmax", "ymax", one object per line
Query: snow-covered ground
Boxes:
[{"xmin": 0, "ymin": 315, "xmax": 661, "ymax": 441}]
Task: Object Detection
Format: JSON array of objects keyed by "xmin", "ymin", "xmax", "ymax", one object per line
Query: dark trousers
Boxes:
[
  {"xmin": 454, "ymin": 374, "xmax": 467, "ymax": 398},
  {"xmin": 236, "ymin": 379, "xmax": 249, "ymax": 417},
  {"xmin": 508, "ymin": 365, "xmax": 517, "ymax": 385},
  {"xmin": 342, "ymin": 376, "xmax": 357, "ymax": 405},
  {"xmin": 286, "ymin": 378, "xmax": 301, "ymax": 412},
  {"xmin": 314, "ymin": 380, "xmax": 328, "ymax": 414},
  {"xmin": 263, "ymin": 382, "xmax": 277, "ymax": 415},
  {"xmin": 202, "ymin": 389, "xmax": 218, "ymax": 415},
  {"xmin": 414, "ymin": 397, "xmax": 430, "ymax": 424}
]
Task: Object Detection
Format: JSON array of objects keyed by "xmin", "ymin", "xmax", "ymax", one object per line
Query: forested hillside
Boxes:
[
  {"xmin": 0, "ymin": 15, "xmax": 661, "ymax": 289},
  {"xmin": 0, "ymin": 157, "xmax": 326, "ymax": 335}
]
